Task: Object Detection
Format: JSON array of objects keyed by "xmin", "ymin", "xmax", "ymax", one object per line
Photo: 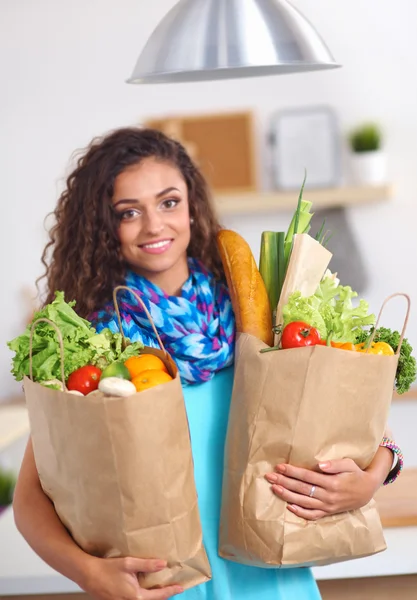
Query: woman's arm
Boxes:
[
  {"xmin": 13, "ymin": 439, "xmax": 182, "ymax": 600},
  {"xmin": 13, "ymin": 438, "xmax": 95, "ymax": 586},
  {"xmin": 365, "ymin": 444, "xmax": 395, "ymax": 486}
]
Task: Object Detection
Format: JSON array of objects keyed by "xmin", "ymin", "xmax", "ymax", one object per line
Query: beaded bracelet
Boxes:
[{"xmin": 380, "ymin": 436, "xmax": 404, "ymax": 485}]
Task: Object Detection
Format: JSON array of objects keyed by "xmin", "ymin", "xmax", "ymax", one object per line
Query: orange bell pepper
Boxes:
[
  {"xmin": 318, "ymin": 340, "xmax": 356, "ymax": 351},
  {"xmin": 333, "ymin": 342, "xmax": 356, "ymax": 351}
]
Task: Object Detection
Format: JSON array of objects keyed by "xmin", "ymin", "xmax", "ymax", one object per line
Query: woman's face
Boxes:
[{"xmin": 113, "ymin": 158, "xmax": 191, "ymax": 293}]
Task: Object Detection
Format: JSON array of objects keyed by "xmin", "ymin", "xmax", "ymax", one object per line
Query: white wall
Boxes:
[{"xmin": 1, "ymin": 0, "xmax": 417, "ymax": 401}]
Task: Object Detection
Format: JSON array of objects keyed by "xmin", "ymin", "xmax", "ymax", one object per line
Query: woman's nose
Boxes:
[{"xmin": 143, "ymin": 210, "xmax": 164, "ymax": 234}]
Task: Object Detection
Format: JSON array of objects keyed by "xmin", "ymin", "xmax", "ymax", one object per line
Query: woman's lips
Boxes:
[{"xmin": 139, "ymin": 239, "xmax": 173, "ymax": 255}]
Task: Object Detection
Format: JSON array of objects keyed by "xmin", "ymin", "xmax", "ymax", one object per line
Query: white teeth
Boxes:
[{"xmin": 142, "ymin": 240, "xmax": 170, "ymax": 249}]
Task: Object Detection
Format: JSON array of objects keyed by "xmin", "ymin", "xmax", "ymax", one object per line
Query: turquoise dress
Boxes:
[{"xmin": 182, "ymin": 366, "xmax": 321, "ymax": 600}]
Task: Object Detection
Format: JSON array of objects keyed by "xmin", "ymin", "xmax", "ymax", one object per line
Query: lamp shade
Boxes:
[{"xmin": 127, "ymin": 0, "xmax": 340, "ymax": 84}]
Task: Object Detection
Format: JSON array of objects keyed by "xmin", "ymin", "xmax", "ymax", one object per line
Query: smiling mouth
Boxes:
[
  {"xmin": 138, "ymin": 239, "xmax": 174, "ymax": 254},
  {"xmin": 140, "ymin": 239, "xmax": 173, "ymax": 249}
]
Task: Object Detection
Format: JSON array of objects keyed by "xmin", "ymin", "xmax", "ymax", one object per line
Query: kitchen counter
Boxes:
[
  {"xmin": 1, "ymin": 505, "xmax": 417, "ymax": 596},
  {"xmin": 0, "ymin": 507, "xmax": 81, "ymax": 595}
]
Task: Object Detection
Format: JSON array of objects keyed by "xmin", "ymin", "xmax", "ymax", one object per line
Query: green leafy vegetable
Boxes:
[
  {"xmin": 283, "ymin": 172, "xmax": 313, "ymax": 270},
  {"xmin": 259, "ymin": 173, "xmax": 319, "ymax": 317},
  {"xmin": 314, "ymin": 218, "xmax": 333, "ymax": 248},
  {"xmin": 7, "ymin": 291, "xmax": 143, "ymax": 383},
  {"xmin": 282, "ymin": 292, "xmax": 328, "ymax": 339},
  {"xmin": 0, "ymin": 469, "xmax": 16, "ymax": 506},
  {"xmin": 41, "ymin": 379, "xmax": 65, "ymax": 391},
  {"xmin": 355, "ymin": 327, "xmax": 417, "ymax": 394},
  {"xmin": 85, "ymin": 328, "xmax": 142, "ymax": 369},
  {"xmin": 282, "ymin": 272, "xmax": 376, "ymax": 343}
]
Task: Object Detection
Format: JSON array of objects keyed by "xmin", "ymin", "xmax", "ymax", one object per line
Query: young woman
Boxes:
[{"xmin": 13, "ymin": 128, "xmax": 400, "ymax": 600}]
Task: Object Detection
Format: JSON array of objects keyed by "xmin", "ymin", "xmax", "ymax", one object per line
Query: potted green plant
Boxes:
[
  {"xmin": 0, "ymin": 468, "xmax": 16, "ymax": 515},
  {"xmin": 348, "ymin": 122, "xmax": 386, "ymax": 185}
]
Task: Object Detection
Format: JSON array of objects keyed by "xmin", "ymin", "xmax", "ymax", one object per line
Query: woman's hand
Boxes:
[
  {"xmin": 81, "ymin": 556, "xmax": 183, "ymax": 600},
  {"xmin": 265, "ymin": 447, "xmax": 393, "ymax": 521}
]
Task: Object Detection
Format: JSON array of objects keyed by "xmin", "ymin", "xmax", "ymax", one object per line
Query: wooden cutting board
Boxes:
[
  {"xmin": 376, "ymin": 468, "xmax": 417, "ymax": 528},
  {"xmin": 145, "ymin": 111, "xmax": 258, "ymax": 195}
]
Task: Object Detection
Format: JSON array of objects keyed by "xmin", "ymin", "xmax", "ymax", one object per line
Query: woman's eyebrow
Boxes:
[
  {"xmin": 155, "ymin": 186, "xmax": 180, "ymax": 198},
  {"xmin": 114, "ymin": 187, "xmax": 181, "ymax": 208},
  {"xmin": 113, "ymin": 198, "xmax": 139, "ymax": 208}
]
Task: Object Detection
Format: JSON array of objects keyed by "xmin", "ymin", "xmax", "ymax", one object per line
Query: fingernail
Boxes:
[
  {"xmin": 289, "ymin": 504, "xmax": 298, "ymax": 511},
  {"xmin": 175, "ymin": 587, "xmax": 184, "ymax": 594},
  {"xmin": 156, "ymin": 560, "xmax": 167, "ymax": 569},
  {"xmin": 319, "ymin": 462, "xmax": 330, "ymax": 469},
  {"xmin": 265, "ymin": 473, "xmax": 278, "ymax": 483},
  {"xmin": 273, "ymin": 485, "xmax": 284, "ymax": 494},
  {"xmin": 276, "ymin": 464, "xmax": 286, "ymax": 473}
]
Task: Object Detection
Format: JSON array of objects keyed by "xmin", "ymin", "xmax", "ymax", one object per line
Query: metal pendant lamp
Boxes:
[{"xmin": 127, "ymin": 0, "xmax": 340, "ymax": 85}]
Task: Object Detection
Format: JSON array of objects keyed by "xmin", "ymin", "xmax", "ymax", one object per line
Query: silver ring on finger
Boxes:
[{"xmin": 309, "ymin": 485, "xmax": 316, "ymax": 498}]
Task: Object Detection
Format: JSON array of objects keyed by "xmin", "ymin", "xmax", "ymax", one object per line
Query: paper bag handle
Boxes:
[
  {"xmin": 366, "ymin": 293, "xmax": 411, "ymax": 355},
  {"xmin": 29, "ymin": 318, "xmax": 66, "ymax": 387},
  {"xmin": 112, "ymin": 285, "xmax": 168, "ymax": 355}
]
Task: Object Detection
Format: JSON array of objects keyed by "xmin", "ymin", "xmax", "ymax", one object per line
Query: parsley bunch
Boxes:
[{"xmin": 355, "ymin": 327, "xmax": 417, "ymax": 394}]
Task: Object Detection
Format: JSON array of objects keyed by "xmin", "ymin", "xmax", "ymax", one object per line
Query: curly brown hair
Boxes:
[{"xmin": 39, "ymin": 127, "xmax": 224, "ymax": 317}]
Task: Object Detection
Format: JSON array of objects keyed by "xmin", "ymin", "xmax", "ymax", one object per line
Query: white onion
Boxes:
[{"xmin": 98, "ymin": 377, "xmax": 136, "ymax": 397}]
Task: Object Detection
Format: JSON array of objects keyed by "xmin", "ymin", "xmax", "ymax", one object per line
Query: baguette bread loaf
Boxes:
[{"xmin": 217, "ymin": 229, "xmax": 273, "ymax": 347}]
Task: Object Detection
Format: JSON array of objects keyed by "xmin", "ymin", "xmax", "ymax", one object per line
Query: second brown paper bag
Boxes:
[{"xmin": 218, "ymin": 330, "xmax": 400, "ymax": 568}]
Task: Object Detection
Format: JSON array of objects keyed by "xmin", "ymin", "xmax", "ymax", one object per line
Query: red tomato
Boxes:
[
  {"xmin": 281, "ymin": 321, "xmax": 321, "ymax": 349},
  {"xmin": 67, "ymin": 365, "xmax": 102, "ymax": 395}
]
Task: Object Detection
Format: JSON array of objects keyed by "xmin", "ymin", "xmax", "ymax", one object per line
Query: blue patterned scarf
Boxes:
[{"xmin": 89, "ymin": 258, "xmax": 235, "ymax": 385}]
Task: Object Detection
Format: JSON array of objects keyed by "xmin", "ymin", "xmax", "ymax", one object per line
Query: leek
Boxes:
[
  {"xmin": 259, "ymin": 231, "xmax": 280, "ymax": 317},
  {"xmin": 283, "ymin": 173, "xmax": 313, "ymax": 269}
]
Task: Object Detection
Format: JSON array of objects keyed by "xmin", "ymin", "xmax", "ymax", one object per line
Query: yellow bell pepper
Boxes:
[{"xmin": 355, "ymin": 341, "xmax": 394, "ymax": 355}]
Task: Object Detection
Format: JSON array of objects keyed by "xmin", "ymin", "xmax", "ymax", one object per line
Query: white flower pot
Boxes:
[{"xmin": 349, "ymin": 150, "xmax": 387, "ymax": 185}]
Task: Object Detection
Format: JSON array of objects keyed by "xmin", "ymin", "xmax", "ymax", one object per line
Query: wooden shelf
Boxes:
[
  {"xmin": 393, "ymin": 387, "xmax": 417, "ymax": 401},
  {"xmin": 376, "ymin": 468, "xmax": 417, "ymax": 528},
  {"xmin": 214, "ymin": 183, "xmax": 394, "ymax": 215}
]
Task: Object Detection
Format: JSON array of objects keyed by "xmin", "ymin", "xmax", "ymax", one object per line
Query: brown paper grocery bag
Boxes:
[
  {"xmin": 219, "ymin": 294, "xmax": 410, "ymax": 567},
  {"xmin": 24, "ymin": 286, "xmax": 211, "ymax": 590}
]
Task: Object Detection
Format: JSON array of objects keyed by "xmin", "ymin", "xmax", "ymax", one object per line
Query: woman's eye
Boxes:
[
  {"xmin": 119, "ymin": 209, "xmax": 140, "ymax": 221},
  {"xmin": 162, "ymin": 198, "xmax": 180, "ymax": 210}
]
